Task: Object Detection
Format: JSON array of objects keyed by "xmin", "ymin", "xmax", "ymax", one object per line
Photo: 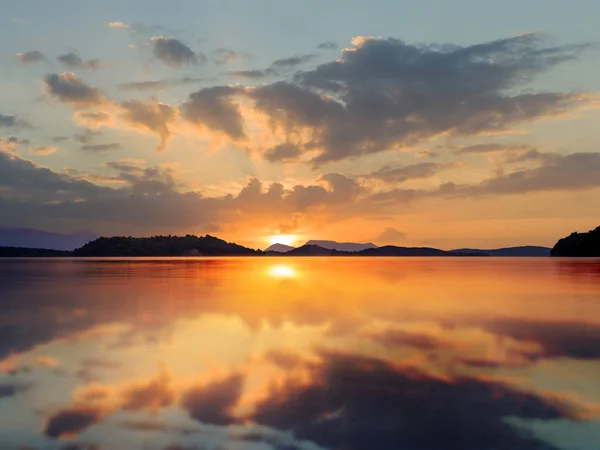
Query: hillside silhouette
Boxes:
[
  {"xmin": 73, "ymin": 235, "xmax": 263, "ymax": 257},
  {"xmin": 551, "ymin": 226, "xmax": 600, "ymax": 257}
]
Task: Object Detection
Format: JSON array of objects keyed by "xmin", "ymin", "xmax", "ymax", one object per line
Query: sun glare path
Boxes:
[
  {"xmin": 268, "ymin": 234, "xmax": 297, "ymax": 246},
  {"xmin": 268, "ymin": 265, "xmax": 297, "ymax": 278}
]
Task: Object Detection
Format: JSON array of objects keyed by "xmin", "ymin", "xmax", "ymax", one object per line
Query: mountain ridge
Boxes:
[{"xmin": 0, "ymin": 227, "xmax": 98, "ymax": 251}]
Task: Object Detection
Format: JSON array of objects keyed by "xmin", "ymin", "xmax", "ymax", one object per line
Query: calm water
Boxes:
[{"xmin": 1, "ymin": 257, "xmax": 600, "ymax": 450}]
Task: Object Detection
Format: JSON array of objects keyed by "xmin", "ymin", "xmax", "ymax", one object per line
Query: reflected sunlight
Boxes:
[{"xmin": 267, "ymin": 264, "xmax": 297, "ymax": 278}]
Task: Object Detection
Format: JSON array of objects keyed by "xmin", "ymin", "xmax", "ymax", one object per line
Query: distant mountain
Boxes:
[
  {"xmin": 551, "ymin": 226, "xmax": 600, "ymax": 257},
  {"xmin": 265, "ymin": 243, "xmax": 296, "ymax": 253},
  {"xmin": 0, "ymin": 246, "xmax": 71, "ymax": 257},
  {"xmin": 0, "ymin": 227, "xmax": 98, "ymax": 251},
  {"xmin": 305, "ymin": 240, "xmax": 378, "ymax": 252},
  {"xmin": 451, "ymin": 246, "xmax": 551, "ymax": 257},
  {"xmin": 73, "ymin": 235, "xmax": 263, "ymax": 257},
  {"xmin": 285, "ymin": 244, "xmax": 344, "ymax": 256},
  {"xmin": 282, "ymin": 244, "xmax": 485, "ymax": 257}
]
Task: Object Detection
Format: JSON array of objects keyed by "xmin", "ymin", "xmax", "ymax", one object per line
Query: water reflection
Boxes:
[
  {"xmin": 0, "ymin": 257, "xmax": 599, "ymax": 450},
  {"xmin": 267, "ymin": 264, "xmax": 297, "ymax": 279}
]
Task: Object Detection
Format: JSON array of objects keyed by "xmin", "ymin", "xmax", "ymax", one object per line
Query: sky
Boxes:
[{"xmin": 1, "ymin": 0, "xmax": 600, "ymax": 250}]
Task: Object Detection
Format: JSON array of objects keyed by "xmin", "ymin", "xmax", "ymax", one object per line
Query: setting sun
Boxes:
[{"xmin": 268, "ymin": 234, "xmax": 297, "ymax": 246}]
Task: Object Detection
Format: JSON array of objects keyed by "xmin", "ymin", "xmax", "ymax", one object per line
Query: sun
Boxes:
[{"xmin": 268, "ymin": 234, "xmax": 297, "ymax": 246}]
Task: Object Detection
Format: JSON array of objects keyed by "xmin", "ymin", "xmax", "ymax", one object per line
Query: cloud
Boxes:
[
  {"xmin": 57, "ymin": 52, "xmax": 101, "ymax": 70},
  {"xmin": 214, "ymin": 48, "xmax": 249, "ymax": 65},
  {"xmin": 455, "ymin": 152, "xmax": 600, "ymax": 196},
  {"xmin": 119, "ymin": 100, "xmax": 177, "ymax": 151},
  {"xmin": 317, "ymin": 41, "xmax": 338, "ymax": 50},
  {"xmin": 107, "ymin": 21, "xmax": 129, "ymax": 29},
  {"xmin": 264, "ymin": 143, "xmax": 303, "ymax": 163},
  {"xmin": 239, "ymin": 33, "xmax": 593, "ymax": 165},
  {"xmin": 250, "ymin": 352, "xmax": 593, "ymax": 450},
  {"xmin": 81, "ymin": 143, "xmax": 121, "ymax": 153},
  {"xmin": 270, "ymin": 54, "xmax": 317, "ymax": 70},
  {"xmin": 75, "ymin": 112, "xmax": 110, "ymax": 125},
  {"xmin": 73, "ymin": 128, "xmax": 102, "ymax": 144},
  {"xmin": 151, "ymin": 36, "xmax": 204, "ymax": 68},
  {"xmin": 16, "ymin": 50, "xmax": 45, "ymax": 64},
  {"xmin": 0, "ymin": 114, "xmax": 18, "ymax": 127},
  {"xmin": 229, "ymin": 69, "xmax": 277, "ymax": 80},
  {"xmin": 180, "ymin": 86, "xmax": 246, "ymax": 140},
  {"xmin": 0, "ymin": 384, "xmax": 19, "ymax": 398},
  {"xmin": 374, "ymin": 227, "xmax": 406, "ymax": 244},
  {"xmin": 44, "ymin": 73, "xmax": 107, "ymax": 108},
  {"xmin": 455, "ymin": 143, "xmax": 532, "ymax": 154},
  {"xmin": 31, "ymin": 146, "xmax": 57, "ymax": 155},
  {"xmin": 118, "ymin": 80, "xmax": 168, "ymax": 91},
  {"xmin": 182, "ymin": 373, "xmax": 244, "ymax": 425},
  {"xmin": 44, "ymin": 405, "xmax": 105, "ymax": 438},
  {"xmin": 363, "ymin": 162, "xmax": 451, "ymax": 183}
]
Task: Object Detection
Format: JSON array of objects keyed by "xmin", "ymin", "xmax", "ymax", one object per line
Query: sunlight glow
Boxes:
[
  {"xmin": 268, "ymin": 264, "xmax": 297, "ymax": 278},
  {"xmin": 268, "ymin": 234, "xmax": 297, "ymax": 246}
]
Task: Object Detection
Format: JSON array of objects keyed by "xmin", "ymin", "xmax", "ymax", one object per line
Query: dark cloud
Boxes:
[
  {"xmin": 0, "ymin": 114, "xmax": 30, "ymax": 129},
  {"xmin": 182, "ymin": 373, "xmax": 244, "ymax": 425},
  {"xmin": 240, "ymin": 34, "xmax": 592, "ymax": 165},
  {"xmin": 44, "ymin": 73, "xmax": 107, "ymax": 108},
  {"xmin": 250, "ymin": 352, "xmax": 591, "ymax": 450},
  {"xmin": 118, "ymin": 80, "xmax": 168, "ymax": 91},
  {"xmin": 455, "ymin": 152, "xmax": 600, "ymax": 196},
  {"xmin": 363, "ymin": 162, "xmax": 451, "ymax": 183},
  {"xmin": 180, "ymin": 86, "xmax": 246, "ymax": 140},
  {"xmin": 16, "ymin": 50, "xmax": 45, "ymax": 64},
  {"xmin": 120, "ymin": 100, "xmax": 177, "ymax": 151},
  {"xmin": 0, "ymin": 114, "xmax": 18, "ymax": 127},
  {"xmin": 44, "ymin": 405, "xmax": 105, "ymax": 438},
  {"xmin": 504, "ymin": 148, "xmax": 546, "ymax": 164},
  {"xmin": 52, "ymin": 136, "xmax": 70, "ymax": 143},
  {"xmin": 0, "ymin": 384, "xmax": 18, "ymax": 398},
  {"xmin": 317, "ymin": 41, "xmax": 338, "ymax": 50},
  {"xmin": 270, "ymin": 54, "xmax": 317, "ymax": 70},
  {"xmin": 455, "ymin": 143, "xmax": 532, "ymax": 154},
  {"xmin": 59, "ymin": 444, "xmax": 100, "ymax": 450},
  {"xmin": 73, "ymin": 128, "xmax": 102, "ymax": 144},
  {"xmin": 81, "ymin": 143, "xmax": 121, "ymax": 153},
  {"xmin": 264, "ymin": 143, "xmax": 303, "ymax": 163},
  {"xmin": 229, "ymin": 69, "xmax": 274, "ymax": 80},
  {"xmin": 57, "ymin": 52, "xmax": 101, "ymax": 70},
  {"xmin": 152, "ymin": 36, "xmax": 204, "ymax": 68}
]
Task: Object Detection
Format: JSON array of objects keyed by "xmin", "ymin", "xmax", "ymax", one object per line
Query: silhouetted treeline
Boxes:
[
  {"xmin": 73, "ymin": 235, "xmax": 263, "ymax": 257},
  {"xmin": 0, "ymin": 246, "xmax": 70, "ymax": 257},
  {"xmin": 551, "ymin": 226, "xmax": 600, "ymax": 257},
  {"xmin": 268, "ymin": 244, "xmax": 487, "ymax": 257}
]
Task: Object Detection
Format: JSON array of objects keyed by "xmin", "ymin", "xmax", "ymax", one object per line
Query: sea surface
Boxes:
[{"xmin": 1, "ymin": 257, "xmax": 600, "ymax": 450}]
